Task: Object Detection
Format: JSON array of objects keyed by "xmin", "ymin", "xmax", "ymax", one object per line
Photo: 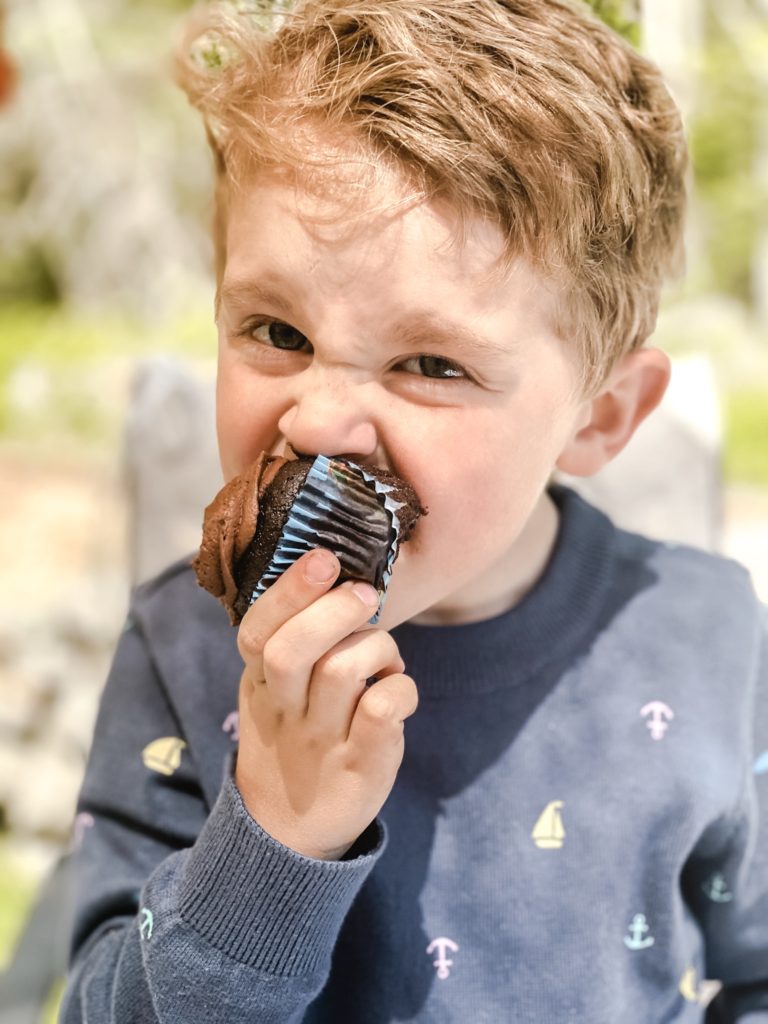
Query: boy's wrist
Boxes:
[{"xmin": 178, "ymin": 771, "xmax": 387, "ymax": 973}]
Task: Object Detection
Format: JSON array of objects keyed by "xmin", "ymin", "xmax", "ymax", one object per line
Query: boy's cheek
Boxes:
[{"xmin": 215, "ymin": 374, "xmax": 283, "ymax": 479}]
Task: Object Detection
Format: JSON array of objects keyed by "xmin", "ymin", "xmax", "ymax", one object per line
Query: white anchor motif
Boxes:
[
  {"xmin": 426, "ymin": 937, "xmax": 460, "ymax": 979},
  {"xmin": 640, "ymin": 701, "xmax": 674, "ymax": 740},
  {"xmin": 702, "ymin": 872, "xmax": 733, "ymax": 903},
  {"xmin": 623, "ymin": 913, "xmax": 655, "ymax": 950},
  {"xmin": 222, "ymin": 710, "xmax": 240, "ymax": 743},
  {"xmin": 139, "ymin": 907, "xmax": 154, "ymax": 941}
]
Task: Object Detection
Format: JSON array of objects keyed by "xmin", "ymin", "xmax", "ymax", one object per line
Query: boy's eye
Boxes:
[
  {"xmin": 397, "ymin": 355, "xmax": 468, "ymax": 380},
  {"xmin": 249, "ymin": 320, "xmax": 312, "ymax": 351}
]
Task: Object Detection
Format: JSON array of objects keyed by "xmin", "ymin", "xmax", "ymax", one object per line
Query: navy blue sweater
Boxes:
[{"xmin": 62, "ymin": 486, "xmax": 768, "ymax": 1023}]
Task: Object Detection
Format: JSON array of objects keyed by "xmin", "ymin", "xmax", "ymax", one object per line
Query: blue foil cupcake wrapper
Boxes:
[{"xmin": 251, "ymin": 455, "xmax": 407, "ymax": 624}]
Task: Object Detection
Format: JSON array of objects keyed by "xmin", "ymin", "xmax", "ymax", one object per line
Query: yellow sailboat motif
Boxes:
[
  {"xmin": 679, "ymin": 966, "xmax": 702, "ymax": 1004},
  {"xmin": 142, "ymin": 737, "xmax": 187, "ymax": 776},
  {"xmin": 532, "ymin": 800, "xmax": 565, "ymax": 849}
]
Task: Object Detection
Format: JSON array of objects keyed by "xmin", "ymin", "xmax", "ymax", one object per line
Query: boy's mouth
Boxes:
[{"xmin": 280, "ymin": 442, "xmax": 396, "ymax": 480}]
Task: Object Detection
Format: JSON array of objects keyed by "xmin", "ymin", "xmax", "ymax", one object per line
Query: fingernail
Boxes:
[
  {"xmin": 351, "ymin": 582, "xmax": 380, "ymax": 607},
  {"xmin": 304, "ymin": 550, "xmax": 338, "ymax": 584}
]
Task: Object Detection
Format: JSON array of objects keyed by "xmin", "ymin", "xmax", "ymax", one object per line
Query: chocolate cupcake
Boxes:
[{"xmin": 193, "ymin": 452, "xmax": 426, "ymax": 625}]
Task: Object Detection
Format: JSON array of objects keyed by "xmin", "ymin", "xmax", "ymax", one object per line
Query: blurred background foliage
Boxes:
[
  {"xmin": 587, "ymin": 0, "xmax": 643, "ymax": 46},
  {"xmin": 0, "ymin": 0, "xmax": 765, "ymax": 478},
  {"xmin": 0, "ymin": 0, "xmax": 766, "ymax": 476}
]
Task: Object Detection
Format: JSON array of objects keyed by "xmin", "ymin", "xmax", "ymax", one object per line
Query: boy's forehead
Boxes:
[
  {"xmin": 231, "ymin": 155, "xmax": 429, "ymax": 243},
  {"xmin": 227, "ymin": 159, "xmax": 519, "ymax": 291}
]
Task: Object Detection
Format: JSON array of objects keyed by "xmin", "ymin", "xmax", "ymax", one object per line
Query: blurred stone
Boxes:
[
  {"xmin": 48, "ymin": 676, "xmax": 103, "ymax": 759},
  {"xmin": 3, "ymin": 835, "xmax": 64, "ymax": 888},
  {"xmin": 0, "ymin": 667, "xmax": 50, "ymax": 740},
  {"xmin": 8, "ymin": 747, "xmax": 84, "ymax": 840},
  {"xmin": 13, "ymin": 643, "xmax": 71, "ymax": 713},
  {"xmin": 557, "ymin": 356, "xmax": 723, "ymax": 551},
  {"xmin": 51, "ymin": 576, "xmax": 128, "ymax": 655},
  {"xmin": 124, "ymin": 356, "xmax": 220, "ymax": 584},
  {"xmin": 0, "ymin": 455, "xmax": 128, "ymax": 620},
  {"xmin": 0, "ymin": 740, "xmax": 25, "ymax": 812}
]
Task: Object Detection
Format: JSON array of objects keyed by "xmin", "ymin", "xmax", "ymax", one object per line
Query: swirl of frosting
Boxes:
[{"xmin": 192, "ymin": 453, "xmax": 288, "ymax": 623}]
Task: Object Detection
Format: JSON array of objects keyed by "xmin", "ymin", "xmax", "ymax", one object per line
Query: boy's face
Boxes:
[{"xmin": 216, "ymin": 166, "xmax": 589, "ymax": 629}]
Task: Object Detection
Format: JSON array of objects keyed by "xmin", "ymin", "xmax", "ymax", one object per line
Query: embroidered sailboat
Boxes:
[
  {"xmin": 531, "ymin": 800, "xmax": 565, "ymax": 849},
  {"xmin": 141, "ymin": 737, "xmax": 187, "ymax": 776},
  {"xmin": 679, "ymin": 966, "xmax": 702, "ymax": 1004}
]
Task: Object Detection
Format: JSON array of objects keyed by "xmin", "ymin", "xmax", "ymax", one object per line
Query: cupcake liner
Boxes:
[{"xmin": 251, "ymin": 455, "xmax": 408, "ymax": 623}]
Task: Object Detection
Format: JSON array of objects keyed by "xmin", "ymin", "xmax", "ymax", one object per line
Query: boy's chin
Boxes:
[
  {"xmin": 374, "ymin": 570, "xmax": 436, "ymax": 631},
  {"xmin": 377, "ymin": 566, "xmax": 462, "ymax": 630}
]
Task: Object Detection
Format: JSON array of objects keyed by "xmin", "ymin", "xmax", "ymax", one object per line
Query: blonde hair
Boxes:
[{"xmin": 176, "ymin": 0, "xmax": 688, "ymax": 394}]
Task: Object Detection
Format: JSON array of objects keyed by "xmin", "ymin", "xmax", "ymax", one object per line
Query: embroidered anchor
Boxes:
[
  {"xmin": 702, "ymin": 872, "xmax": 733, "ymax": 903},
  {"xmin": 222, "ymin": 710, "xmax": 240, "ymax": 743},
  {"xmin": 679, "ymin": 966, "xmax": 702, "ymax": 1004},
  {"xmin": 623, "ymin": 913, "xmax": 655, "ymax": 950},
  {"xmin": 139, "ymin": 907, "xmax": 154, "ymax": 941},
  {"xmin": 531, "ymin": 800, "xmax": 565, "ymax": 849},
  {"xmin": 640, "ymin": 701, "xmax": 674, "ymax": 741},
  {"xmin": 426, "ymin": 937, "xmax": 459, "ymax": 979},
  {"xmin": 72, "ymin": 812, "xmax": 94, "ymax": 851}
]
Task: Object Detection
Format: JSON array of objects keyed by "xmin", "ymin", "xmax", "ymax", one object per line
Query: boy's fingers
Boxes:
[
  {"xmin": 346, "ymin": 673, "xmax": 419, "ymax": 749},
  {"xmin": 260, "ymin": 581, "xmax": 381, "ymax": 716},
  {"xmin": 237, "ymin": 548, "xmax": 341, "ymax": 664},
  {"xmin": 306, "ymin": 629, "xmax": 406, "ymax": 737}
]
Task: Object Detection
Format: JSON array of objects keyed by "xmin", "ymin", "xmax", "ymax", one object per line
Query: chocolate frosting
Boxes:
[{"xmin": 192, "ymin": 453, "xmax": 288, "ymax": 624}]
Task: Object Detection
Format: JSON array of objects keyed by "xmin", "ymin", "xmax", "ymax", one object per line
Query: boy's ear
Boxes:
[{"xmin": 555, "ymin": 347, "xmax": 671, "ymax": 477}]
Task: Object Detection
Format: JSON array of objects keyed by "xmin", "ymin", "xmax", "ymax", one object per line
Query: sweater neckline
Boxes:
[{"xmin": 391, "ymin": 485, "xmax": 616, "ymax": 698}]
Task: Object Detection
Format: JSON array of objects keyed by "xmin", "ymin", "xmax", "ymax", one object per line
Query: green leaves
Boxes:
[{"xmin": 586, "ymin": 0, "xmax": 643, "ymax": 47}]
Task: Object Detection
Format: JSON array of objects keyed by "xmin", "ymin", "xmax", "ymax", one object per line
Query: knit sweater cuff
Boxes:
[{"xmin": 179, "ymin": 773, "xmax": 387, "ymax": 974}]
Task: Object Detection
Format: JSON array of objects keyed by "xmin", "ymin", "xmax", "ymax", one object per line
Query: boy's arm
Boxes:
[
  {"xmin": 61, "ymin": 608, "xmax": 386, "ymax": 1024},
  {"xmin": 698, "ymin": 603, "xmax": 768, "ymax": 1024}
]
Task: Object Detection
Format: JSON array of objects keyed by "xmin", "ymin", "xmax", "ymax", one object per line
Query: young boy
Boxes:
[{"xmin": 61, "ymin": 1, "xmax": 768, "ymax": 1021}]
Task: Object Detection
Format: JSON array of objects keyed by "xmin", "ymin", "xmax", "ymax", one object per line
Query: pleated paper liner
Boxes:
[{"xmin": 251, "ymin": 455, "xmax": 407, "ymax": 624}]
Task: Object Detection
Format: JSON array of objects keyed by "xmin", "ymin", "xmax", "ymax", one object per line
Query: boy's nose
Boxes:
[{"xmin": 277, "ymin": 377, "xmax": 378, "ymax": 461}]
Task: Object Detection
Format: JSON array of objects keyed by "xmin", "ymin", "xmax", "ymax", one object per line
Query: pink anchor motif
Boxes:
[
  {"xmin": 426, "ymin": 937, "xmax": 459, "ymax": 979},
  {"xmin": 222, "ymin": 710, "xmax": 240, "ymax": 743},
  {"xmin": 72, "ymin": 812, "xmax": 95, "ymax": 851},
  {"xmin": 640, "ymin": 701, "xmax": 674, "ymax": 740}
]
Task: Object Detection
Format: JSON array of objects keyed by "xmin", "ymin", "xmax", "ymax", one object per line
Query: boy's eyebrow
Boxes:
[
  {"xmin": 218, "ymin": 279, "xmax": 296, "ymax": 317},
  {"xmin": 219, "ymin": 278, "xmax": 513, "ymax": 360},
  {"xmin": 390, "ymin": 312, "xmax": 513, "ymax": 360}
]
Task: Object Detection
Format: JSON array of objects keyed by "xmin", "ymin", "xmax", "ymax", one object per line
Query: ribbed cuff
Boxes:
[{"xmin": 179, "ymin": 774, "xmax": 387, "ymax": 975}]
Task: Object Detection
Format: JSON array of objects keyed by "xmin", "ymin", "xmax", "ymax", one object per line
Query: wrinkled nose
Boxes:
[{"xmin": 277, "ymin": 373, "xmax": 378, "ymax": 461}]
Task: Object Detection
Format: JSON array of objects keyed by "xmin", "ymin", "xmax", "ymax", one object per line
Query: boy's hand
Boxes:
[{"xmin": 234, "ymin": 549, "xmax": 418, "ymax": 861}]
